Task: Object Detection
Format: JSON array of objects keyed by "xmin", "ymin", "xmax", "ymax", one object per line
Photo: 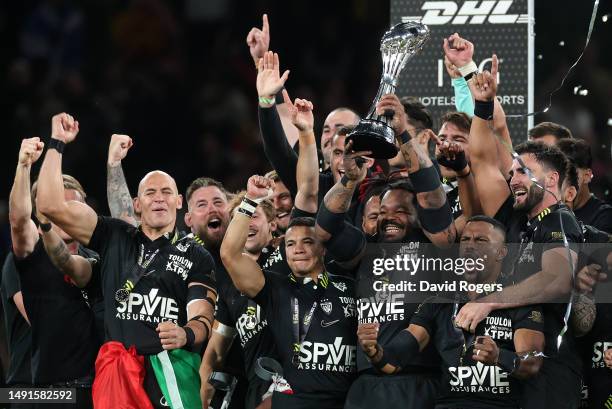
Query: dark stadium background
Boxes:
[{"xmin": 0, "ymin": 0, "xmax": 611, "ymax": 377}]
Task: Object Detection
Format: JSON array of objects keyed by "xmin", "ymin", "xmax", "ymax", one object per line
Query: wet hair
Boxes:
[
  {"xmin": 564, "ymin": 163, "xmax": 579, "ymax": 191},
  {"xmin": 515, "ymin": 141, "xmax": 569, "ymax": 189},
  {"xmin": 185, "ymin": 177, "xmax": 229, "ymax": 203},
  {"xmin": 528, "ymin": 121, "xmax": 573, "ymax": 141},
  {"xmin": 400, "ymin": 97, "xmax": 433, "ymax": 130},
  {"xmin": 287, "ymin": 217, "xmax": 316, "ymax": 229},
  {"xmin": 465, "ymin": 215, "xmax": 507, "ymax": 239},
  {"xmin": 440, "ymin": 111, "xmax": 472, "ymax": 134},
  {"xmin": 557, "ymin": 138, "xmax": 592, "ymax": 169}
]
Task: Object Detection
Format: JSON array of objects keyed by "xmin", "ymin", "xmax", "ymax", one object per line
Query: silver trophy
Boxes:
[{"xmin": 347, "ymin": 22, "xmax": 430, "ymax": 159}]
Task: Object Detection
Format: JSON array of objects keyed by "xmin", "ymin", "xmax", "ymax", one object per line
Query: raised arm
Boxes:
[
  {"xmin": 107, "ymin": 134, "xmax": 137, "ymax": 226},
  {"xmin": 247, "ymin": 14, "xmax": 300, "ymax": 149},
  {"xmin": 37, "ymin": 212, "xmax": 93, "ymax": 288},
  {"xmin": 316, "ymin": 141, "xmax": 368, "ymax": 267},
  {"xmin": 36, "ymin": 113, "xmax": 98, "ymax": 246},
  {"xmin": 220, "ymin": 175, "xmax": 272, "ymax": 298},
  {"xmin": 9, "ymin": 138, "xmax": 44, "ymax": 258},
  {"xmin": 283, "ymin": 90, "xmax": 318, "ymax": 213},
  {"xmin": 457, "ymin": 246, "xmax": 578, "ymax": 332},
  {"xmin": 444, "ymin": 34, "xmax": 513, "ymax": 187},
  {"xmin": 256, "ymin": 51, "xmax": 299, "ymax": 195},
  {"xmin": 377, "ymin": 94, "xmax": 456, "ymax": 247}
]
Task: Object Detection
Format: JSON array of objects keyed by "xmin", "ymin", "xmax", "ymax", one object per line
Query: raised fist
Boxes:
[
  {"xmin": 51, "ymin": 113, "xmax": 79, "ymax": 143},
  {"xmin": 357, "ymin": 323, "xmax": 379, "ymax": 356},
  {"xmin": 108, "ymin": 134, "xmax": 133, "ymax": 167},
  {"xmin": 18, "ymin": 137, "xmax": 44, "ymax": 166},
  {"xmin": 246, "ymin": 14, "xmax": 270, "ymax": 66},
  {"xmin": 443, "ymin": 33, "xmax": 475, "ymax": 68},
  {"xmin": 246, "ymin": 175, "xmax": 275, "ymax": 201},
  {"xmin": 282, "ymin": 90, "xmax": 314, "ymax": 132}
]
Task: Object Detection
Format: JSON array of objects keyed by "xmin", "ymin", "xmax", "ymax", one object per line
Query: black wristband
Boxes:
[
  {"xmin": 183, "ymin": 326, "xmax": 195, "ymax": 348},
  {"xmin": 409, "ymin": 166, "xmax": 441, "ymax": 193},
  {"xmin": 40, "ymin": 223, "xmax": 52, "ymax": 232},
  {"xmin": 464, "ymin": 71, "xmax": 478, "ymax": 82},
  {"xmin": 398, "ymin": 130, "xmax": 411, "ymax": 144},
  {"xmin": 436, "ymin": 150, "xmax": 468, "ymax": 173},
  {"xmin": 48, "ymin": 138, "xmax": 65, "ymax": 154},
  {"xmin": 474, "ymin": 99, "xmax": 494, "ymax": 120},
  {"xmin": 497, "ymin": 349, "xmax": 519, "ymax": 374},
  {"xmin": 385, "ymin": 329, "xmax": 420, "ymax": 368}
]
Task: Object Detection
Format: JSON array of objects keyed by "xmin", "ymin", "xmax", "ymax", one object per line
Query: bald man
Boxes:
[{"xmin": 37, "ymin": 113, "xmax": 217, "ymax": 409}]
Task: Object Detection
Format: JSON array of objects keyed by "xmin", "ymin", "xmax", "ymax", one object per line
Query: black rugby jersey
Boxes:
[
  {"xmin": 253, "ymin": 270, "xmax": 357, "ymax": 406},
  {"xmin": 88, "ymin": 216, "xmax": 216, "ymax": 355},
  {"xmin": 412, "ymin": 297, "xmax": 544, "ymax": 408}
]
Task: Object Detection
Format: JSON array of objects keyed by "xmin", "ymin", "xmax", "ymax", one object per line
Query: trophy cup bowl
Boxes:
[{"xmin": 347, "ymin": 22, "xmax": 430, "ymax": 159}]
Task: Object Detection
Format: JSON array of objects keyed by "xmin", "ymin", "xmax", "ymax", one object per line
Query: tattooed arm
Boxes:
[
  {"xmin": 571, "ymin": 293, "xmax": 596, "ymax": 337},
  {"xmin": 107, "ymin": 134, "xmax": 137, "ymax": 225},
  {"xmin": 38, "ymin": 214, "xmax": 93, "ymax": 288},
  {"xmin": 376, "ymin": 94, "xmax": 456, "ymax": 248}
]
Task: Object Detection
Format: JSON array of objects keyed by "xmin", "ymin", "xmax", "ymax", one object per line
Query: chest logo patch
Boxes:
[{"xmin": 320, "ymin": 299, "xmax": 333, "ymax": 315}]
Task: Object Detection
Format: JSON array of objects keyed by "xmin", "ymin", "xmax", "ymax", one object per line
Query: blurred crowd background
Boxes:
[{"xmin": 0, "ymin": 0, "xmax": 610, "ymax": 273}]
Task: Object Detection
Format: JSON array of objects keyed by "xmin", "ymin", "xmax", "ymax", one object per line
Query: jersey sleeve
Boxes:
[
  {"xmin": 510, "ymin": 305, "xmax": 545, "ymax": 333},
  {"xmin": 410, "ymin": 297, "xmax": 442, "ymax": 336},
  {"xmin": 186, "ymin": 244, "xmax": 217, "ymax": 294},
  {"xmin": 1, "ymin": 253, "xmax": 21, "ymax": 299},
  {"xmin": 87, "ymin": 216, "xmax": 132, "ymax": 257},
  {"xmin": 215, "ymin": 291, "xmax": 234, "ymax": 327},
  {"xmin": 252, "ymin": 270, "xmax": 283, "ymax": 313},
  {"xmin": 539, "ymin": 210, "xmax": 583, "ymax": 253}
]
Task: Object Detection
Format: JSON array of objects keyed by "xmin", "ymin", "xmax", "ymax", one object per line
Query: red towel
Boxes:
[{"xmin": 92, "ymin": 341, "xmax": 153, "ymax": 409}]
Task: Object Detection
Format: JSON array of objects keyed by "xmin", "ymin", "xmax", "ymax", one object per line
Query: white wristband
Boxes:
[{"xmin": 457, "ymin": 61, "xmax": 478, "ymax": 78}]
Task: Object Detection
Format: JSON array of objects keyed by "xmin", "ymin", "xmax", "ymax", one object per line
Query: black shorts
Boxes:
[
  {"xmin": 520, "ymin": 357, "xmax": 582, "ymax": 409},
  {"xmin": 245, "ymin": 377, "xmax": 272, "ymax": 409},
  {"xmin": 272, "ymin": 391, "xmax": 345, "ymax": 409},
  {"xmin": 344, "ymin": 372, "xmax": 439, "ymax": 409}
]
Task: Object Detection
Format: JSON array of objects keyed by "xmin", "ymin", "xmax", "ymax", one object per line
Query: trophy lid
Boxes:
[{"xmin": 380, "ymin": 22, "xmax": 430, "ymax": 54}]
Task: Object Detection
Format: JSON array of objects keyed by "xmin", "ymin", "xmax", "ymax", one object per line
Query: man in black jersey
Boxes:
[
  {"xmin": 453, "ymin": 57, "xmax": 584, "ymax": 409},
  {"xmin": 557, "ymin": 139, "xmax": 612, "ymax": 234},
  {"xmin": 200, "ymin": 195, "xmax": 283, "ymax": 409},
  {"xmin": 359, "ymin": 216, "xmax": 545, "ymax": 409},
  {"xmin": 314, "ymin": 92, "xmax": 461, "ymax": 409},
  {"xmin": 221, "ymin": 173, "xmax": 357, "ymax": 409},
  {"xmin": 9, "ymin": 136, "xmax": 100, "ymax": 408},
  {"xmin": 528, "ymin": 122, "xmax": 573, "ymax": 146},
  {"xmin": 256, "ymin": 50, "xmax": 360, "ymax": 205},
  {"xmin": 36, "ymin": 113, "xmax": 216, "ymax": 409},
  {"xmin": 265, "ymin": 170, "xmax": 294, "ymax": 234}
]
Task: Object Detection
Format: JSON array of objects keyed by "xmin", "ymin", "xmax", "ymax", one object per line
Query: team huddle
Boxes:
[{"xmin": 3, "ymin": 14, "xmax": 612, "ymax": 409}]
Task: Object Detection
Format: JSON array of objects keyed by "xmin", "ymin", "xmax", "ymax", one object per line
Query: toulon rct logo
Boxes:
[
  {"xmin": 402, "ymin": 1, "xmax": 529, "ymax": 25},
  {"xmin": 295, "ymin": 337, "xmax": 356, "ymax": 373}
]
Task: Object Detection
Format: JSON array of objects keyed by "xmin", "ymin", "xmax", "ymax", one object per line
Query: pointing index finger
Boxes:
[{"xmin": 262, "ymin": 14, "xmax": 269, "ymax": 35}]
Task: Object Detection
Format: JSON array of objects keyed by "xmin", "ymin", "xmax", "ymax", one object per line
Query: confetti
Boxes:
[
  {"xmin": 537, "ymin": 54, "xmax": 543, "ymax": 60},
  {"xmin": 603, "ymin": 14, "xmax": 610, "ymax": 22},
  {"xmin": 543, "ymin": 107, "xmax": 550, "ymax": 113},
  {"xmin": 607, "ymin": 118, "xmax": 612, "ymax": 126},
  {"xmin": 559, "ymin": 40, "xmax": 565, "ymax": 46}
]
